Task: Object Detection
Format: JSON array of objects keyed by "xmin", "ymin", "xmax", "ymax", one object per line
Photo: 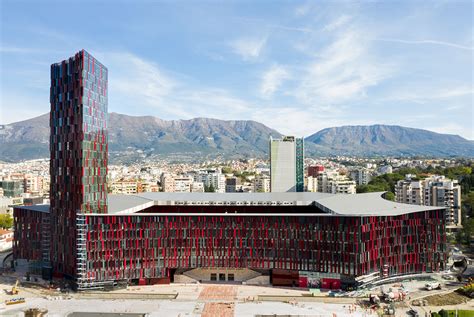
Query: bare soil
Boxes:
[{"xmin": 423, "ymin": 291, "xmax": 471, "ymax": 306}]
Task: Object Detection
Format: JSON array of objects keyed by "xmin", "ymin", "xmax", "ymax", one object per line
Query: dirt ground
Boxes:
[{"xmin": 423, "ymin": 291, "xmax": 471, "ymax": 306}]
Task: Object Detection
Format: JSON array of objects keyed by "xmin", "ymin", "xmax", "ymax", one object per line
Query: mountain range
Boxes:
[{"xmin": 1, "ymin": 112, "xmax": 473, "ymax": 162}]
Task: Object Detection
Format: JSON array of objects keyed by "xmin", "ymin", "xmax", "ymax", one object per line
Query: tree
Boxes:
[
  {"xmin": 384, "ymin": 192, "xmax": 395, "ymax": 201},
  {"xmin": 208, "ymin": 184, "xmax": 215, "ymax": 192},
  {"xmin": 0, "ymin": 214, "xmax": 13, "ymax": 229},
  {"xmin": 221, "ymin": 166, "xmax": 233, "ymax": 174}
]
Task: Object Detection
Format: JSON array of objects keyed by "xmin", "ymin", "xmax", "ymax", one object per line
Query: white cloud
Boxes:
[
  {"xmin": 101, "ymin": 51, "xmax": 255, "ymax": 120},
  {"xmin": 293, "ymin": 30, "xmax": 393, "ymax": 105},
  {"xmin": 174, "ymin": 88, "xmax": 253, "ymax": 119},
  {"xmin": 386, "ymin": 84, "xmax": 474, "ymax": 104},
  {"xmin": 294, "ymin": 3, "xmax": 313, "ymax": 16},
  {"xmin": 426, "ymin": 123, "xmax": 474, "ymax": 140},
  {"xmin": 251, "ymin": 106, "xmax": 347, "ymax": 137},
  {"xmin": 322, "ymin": 15, "xmax": 351, "ymax": 32},
  {"xmin": 260, "ymin": 65, "xmax": 289, "ymax": 99},
  {"xmin": 376, "ymin": 38, "xmax": 474, "ymax": 51},
  {"xmin": 229, "ymin": 37, "xmax": 267, "ymax": 61}
]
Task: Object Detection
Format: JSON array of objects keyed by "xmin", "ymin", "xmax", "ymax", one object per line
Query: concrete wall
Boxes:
[{"xmin": 183, "ymin": 268, "xmax": 261, "ymax": 282}]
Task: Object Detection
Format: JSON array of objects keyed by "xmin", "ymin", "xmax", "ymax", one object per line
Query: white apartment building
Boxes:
[
  {"xmin": 306, "ymin": 176, "xmax": 318, "ymax": 192},
  {"xmin": 349, "ymin": 169, "xmax": 372, "ymax": 186},
  {"xmin": 193, "ymin": 170, "xmax": 226, "ymax": 193},
  {"xmin": 316, "ymin": 171, "xmax": 356, "ymax": 194},
  {"xmin": 190, "ymin": 182, "xmax": 204, "ymax": 193},
  {"xmin": 111, "ymin": 181, "xmax": 138, "ymax": 195},
  {"xmin": 254, "ymin": 175, "xmax": 270, "ymax": 193},
  {"xmin": 395, "ymin": 177, "xmax": 423, "ymax": 205},
  {"xmin": 395, "ymin": 175, "xmax": 462, "ymax": 227},
  {"xmin": 24, "ymin": 174, "xmax": 43, "ymax": 194},
  {"xmin": 161, "ymin": 174, "xmax": 205, "ymax": 193}
]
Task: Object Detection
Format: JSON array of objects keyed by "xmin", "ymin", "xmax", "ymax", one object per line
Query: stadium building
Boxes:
[{"xmin": 13, "ymin": 50, "xmax": 447, "ymax": 290}]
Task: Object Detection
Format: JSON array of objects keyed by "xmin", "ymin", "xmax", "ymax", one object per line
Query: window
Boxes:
[
  {"xmin": 210, "ymin": 273, "xmax": 217, "ymax": 281},
  {"xmin": 219, "ymin": 273, "xmax": 226, "ymax": 281},
  {"xmin": 228, "ymin": 274, "xmax": 234, "ymax": 281}
]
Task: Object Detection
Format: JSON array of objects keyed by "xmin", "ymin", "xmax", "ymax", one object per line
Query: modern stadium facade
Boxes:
[{"xmin": 13, "ymin": 51, "xmax": 447, "ymax": 291}]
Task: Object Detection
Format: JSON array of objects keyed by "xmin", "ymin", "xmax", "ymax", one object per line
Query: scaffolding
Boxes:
[
  {"xmin": 75, "ymin": 214, "xmax": 122, "ymax": 290},
  {"xmin": 41, "ymin": 213, "xmax": 52, "ymax": 277}
]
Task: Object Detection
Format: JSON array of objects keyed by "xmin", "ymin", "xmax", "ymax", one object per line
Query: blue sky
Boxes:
[{"xmin": 1, "ymin": 0, "xmax": 473, "ymax": 139}]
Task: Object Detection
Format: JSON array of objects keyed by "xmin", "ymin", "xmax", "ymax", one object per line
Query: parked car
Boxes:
[
  {"xmin": 425, "ymin": 282, "xmax": 441, "ymax": 290},
  {"xmin": 408, "ymin": 309, "xmax": 419, "ymax": 317}
]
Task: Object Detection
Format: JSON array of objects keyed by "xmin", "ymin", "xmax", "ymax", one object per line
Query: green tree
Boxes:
[
  {"xmin": 221, "ymin": 166, "xmax": 233, "ymax": 174},
  {"xmin": 384, "ymin": 192, "xmax": 395, "ymax": 201},
  {"xmin": 0, "ymin": 214, "xmax": 13, "ymax": 229},
  {"xmin": 208, "ymin": 184, "xmax": 215, "ymax": 192}
]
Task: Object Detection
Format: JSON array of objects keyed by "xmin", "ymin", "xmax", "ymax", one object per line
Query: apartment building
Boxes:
[{"xmin": 395, "ymin": 175, "xmax": 461, "ymax": 226}]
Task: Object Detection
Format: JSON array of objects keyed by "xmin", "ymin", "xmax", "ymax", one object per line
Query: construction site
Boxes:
[{"xmin": 0, "ymin": 266, "xmax": 473, "ymax": 317}]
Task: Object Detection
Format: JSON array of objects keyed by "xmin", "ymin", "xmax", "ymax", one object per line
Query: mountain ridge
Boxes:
[{"xmin": 1, "ymin": 112, "xmax": 473, "ymax": 162}]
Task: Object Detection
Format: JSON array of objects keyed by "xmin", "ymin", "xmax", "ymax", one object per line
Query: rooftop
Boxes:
[{"xmin": 15, "ymin": 192, "xmax": 443, "ymax": 217}]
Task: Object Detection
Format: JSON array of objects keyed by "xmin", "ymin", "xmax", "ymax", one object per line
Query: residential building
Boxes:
[
  {"xmin": 0, "ymin": 229, "xmax": 13, "ymax": 251},
  {"xmin": 395, "ymin": 175, "xmax": 462, "ymax": 226},
  {"xmin": 190, "ymin": 182, "xmax": 204, "ymax": 193},
  {"xmin": 269, "ymin": 136, "xmax": 304, "ymax": 192},
  {"xmin": 423, "ymin": 176, "xmax": 462, "ymax": 226},
  {"xmin": 24, "ymin": 174, "xmax": 43, "ymax": 194},
  {"xmin": 307, "ymin": 165, "xmax": 324, "ymax": 178},
  {"xmin": 111, "ymin": 181, "xmax": 139, "ymax": 195},
  {"xmin": 377, "ymin": 165, "xmax": 393, "ymax": 175},
  {"xmin": 0, "ymin": 180, "xmax": 23, "ymax": 197},
  {"xmin": 225, "ymin": 177, "xmax": 240, "ymax": 193},
  {"xmin": 395, "ymin": 177, "xmax": 423, "ymax": 205},
  {"xmin": 350, "ymin": 169, "xmax": 372, "ymax": 186},
  {"xmin": 193, "ymin": 170, "xmax": 226, "ymax": 193},
  {"xmin": 254, "ymin": 175, "xmax": 270, "ymax": 193},
  {"xmin": 306, "ymin": 176, "xmax": 318, "ymax": 192},
  {"xmin": 317, "ymin": 172, "xmax": 356, "ymax": 194}
]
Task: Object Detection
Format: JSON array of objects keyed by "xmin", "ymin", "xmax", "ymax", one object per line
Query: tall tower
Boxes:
[
  {"xmin": 269, "ymin": 136, "xmax": 304, "ymax": 192},
  {"xmin": 49, "ymin": 50, "xmax": 108, "ymax": 278}
]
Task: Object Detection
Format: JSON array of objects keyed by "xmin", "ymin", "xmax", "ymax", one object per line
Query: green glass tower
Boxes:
[{"xmin": 270, "ymin": 136, "xmax": 304, "ymax": 192}]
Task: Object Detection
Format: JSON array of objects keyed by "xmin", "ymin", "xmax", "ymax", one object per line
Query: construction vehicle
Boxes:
[
  {"xmin": 369, "ymin": 293, "xmax": 381, "ymax": 304},
  {"xmin": 5, "ymin": 297, "xmax": 25, "ymax": 305},
  {"xmin": 9, "ymin": 279, "xmax": 19, "ymax": 295},
  {"xmin": 383, "ymin": 304, "xmax": 396, "ymax": 315}
]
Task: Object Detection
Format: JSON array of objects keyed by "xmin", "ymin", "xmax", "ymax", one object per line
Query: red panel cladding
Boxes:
[{"xmin": 80, "ymin": 208, "xmax": 446, "ymax": 284}]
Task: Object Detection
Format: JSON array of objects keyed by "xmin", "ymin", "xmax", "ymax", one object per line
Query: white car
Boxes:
[{"xmin": 425, "ymin": 282, "xmax": 441, "ymax": 290}]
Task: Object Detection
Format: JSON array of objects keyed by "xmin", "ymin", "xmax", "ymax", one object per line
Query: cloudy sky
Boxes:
[{"xmin": 1, "ymin": 0, "xmax": 473, "ymax": 139}]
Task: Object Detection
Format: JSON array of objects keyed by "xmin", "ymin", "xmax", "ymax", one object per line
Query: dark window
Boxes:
[
  {"xmin": 228, "ymin": 273, "xmax": 234, "ymax": 281},
  {"xmin": 210, "ymin": 273, "xmax": 217, "ymax": 281},
  {"xmin": 219, "ymin": 273, "xmax": 226, "ymax": 281}
]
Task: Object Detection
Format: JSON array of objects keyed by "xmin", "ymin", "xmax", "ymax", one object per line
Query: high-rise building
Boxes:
[
  {"xmin": 49, "ymin": 50, "xmax": 108, "ymax": 279},
  {"xmin": 269, "ymin": 136, "xmax": 304, "ymax": 192}
]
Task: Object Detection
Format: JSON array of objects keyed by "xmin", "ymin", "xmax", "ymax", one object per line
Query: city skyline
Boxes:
[{"xmin": 1, "ymin": 1, "xmax": 472, "ymax": 140}]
